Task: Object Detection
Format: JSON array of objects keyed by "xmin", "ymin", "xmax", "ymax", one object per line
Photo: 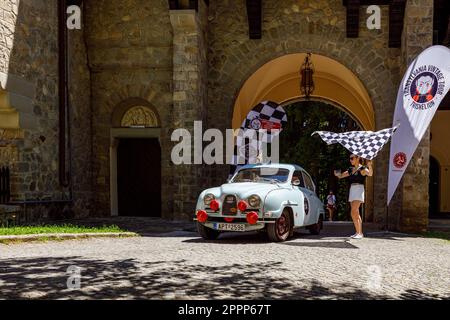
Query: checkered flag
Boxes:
[
  {"xmin": 312, "ymin": 126, "xmax": 399, "ymax": 160},
  {"xmin": 230, "ymin": 101, "xmax": 287, "ymax": 167},
  {"xmin": 241, "ymin": 101, "xmax": 287, "ymax": 142}
]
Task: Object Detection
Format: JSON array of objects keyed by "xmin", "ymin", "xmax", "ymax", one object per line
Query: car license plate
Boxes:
[{"xmin": 213, "ymin": 223, "xmax": 245, "ymax": 232}]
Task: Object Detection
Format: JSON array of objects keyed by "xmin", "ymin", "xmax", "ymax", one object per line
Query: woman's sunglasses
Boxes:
[{"xmin": 349, "ymin": 156, "xmax": 357, "ymax": 160}]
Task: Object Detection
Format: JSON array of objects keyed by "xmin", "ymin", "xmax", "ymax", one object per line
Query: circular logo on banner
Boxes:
[
  {"xmin": 410, "ymin": 72, "xmax": 438, "ymax": 104},
  {"xmin": 403, "ymin": 65, "xmax": 446, "ymax": 110},
  {"xmin": 250, "ymin": 118, "xmax": 262, "ymax": 130},
  {"xmin": 393, "ymin": 152, "xmax": 407, "ymax": 169}
]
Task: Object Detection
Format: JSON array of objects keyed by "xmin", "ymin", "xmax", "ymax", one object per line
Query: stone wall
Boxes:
[
  {"xmin": 85, "ymin": 0, "xmax": 174, "ymax": 217},
  {"xmin": 68, "ymin": 4, "xmax": 94, "ymax": 217},
  {"xmin": 206, "ymin": 0, "xmax": 403, "ymax": 227},
  {"xmin": 0, "ymin": 0, "xmax": 93, "ymax": 220},
  {"xmin": 169, "ymin": 1, "xmax": 209, "ymax": 220},
  {"xmin": 0, "ymin": 0, "xmax": 62, "ymax": 204}
]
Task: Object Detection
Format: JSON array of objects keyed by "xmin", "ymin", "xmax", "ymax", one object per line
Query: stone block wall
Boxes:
[
  {"xmin": 0, "ymin": 0, "xmax": 63, "ymax": 206},
  {"xmin": 170, "ymin": 1, "xmax": 209, "ymax": 220},
  {"xmin": 0, "ymin": 0, "xmax": 94, "ymax": 220},
  {"xmin": 67, "ymin": 5, "xmax": 94, "ymax": 217},
  {"xmin": 85, "ymin": 0, "xmax": 174, "ymax": 217}
]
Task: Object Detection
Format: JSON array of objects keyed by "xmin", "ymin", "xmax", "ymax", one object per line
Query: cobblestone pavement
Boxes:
[{"xmin": 0, "ymin": 222, "xmax": 449, "ymax": 300}]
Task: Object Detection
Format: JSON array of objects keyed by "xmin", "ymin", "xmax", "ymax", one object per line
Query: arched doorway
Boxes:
[
  {"xmin": 232, "ymin": 53, "xmax": 375, "ymax": 220},
  {"xmin": 232, "ymin": 53, "xmax": 375, "ymax": 131},
  {"xmin": 429, "ymin": 156, "xmax": 440, "ymax": 217},
  {"xmin": 280, "ymin": 100, "xmax": 363, "ymax": 221},
  {"xmin": 110, "ymin": 98, "xmax": 162, "ymax": 217}
]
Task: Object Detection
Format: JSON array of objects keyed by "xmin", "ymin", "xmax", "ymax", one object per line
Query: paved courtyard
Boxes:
[{"xmin": 0, "ymin": 221, "xmax": 449, "ymax": 300}]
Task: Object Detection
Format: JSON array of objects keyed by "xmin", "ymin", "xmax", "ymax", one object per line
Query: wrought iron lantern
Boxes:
[{"xmin": 300, "ymin": 52, "xmax": 315, "ymax": 99}]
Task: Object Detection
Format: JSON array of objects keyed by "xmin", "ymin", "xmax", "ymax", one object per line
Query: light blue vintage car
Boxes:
[{"xmin": 194, "ymin": 163, "xmax": 325, "ymax": 242}]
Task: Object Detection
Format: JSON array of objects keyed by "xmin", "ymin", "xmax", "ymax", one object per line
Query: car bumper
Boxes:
[{"xmin": 195, "ymin": 220, "xmax": 268, "ymax": 232}]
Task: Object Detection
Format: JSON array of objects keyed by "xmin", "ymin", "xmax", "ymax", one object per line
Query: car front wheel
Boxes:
[
  {"xmin": 197, "ymin": 222, "xmax": 220, "ymax": 240},
  {"xmin": 267, "ymin": 209, "xmax": 292, "ymax": 242}
]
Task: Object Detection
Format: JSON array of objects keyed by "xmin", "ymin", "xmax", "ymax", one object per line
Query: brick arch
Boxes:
[
  {"xmin": 231, "ymin": 53, "xmax": 375, "ymax": 131},
  {"xmin": 111, "ymin": 97, "xmax": 161, "ymax": 128},
  {"xmin": 208, "ymin": 28, "xmax": 399, "ymax": 132}
]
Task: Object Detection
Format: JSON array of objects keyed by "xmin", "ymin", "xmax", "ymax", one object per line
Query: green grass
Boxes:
[
  {"xmin": 422, "ymin": 231, "xmax": 450, "ymax": 242},
  {"xmin": 0, "ymin": 224, "xmax": 126, "ymax": 236}
]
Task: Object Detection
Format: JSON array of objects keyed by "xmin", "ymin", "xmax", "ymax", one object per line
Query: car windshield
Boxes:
[{"xmin": 231, "ymin": 168, "xmax": 290, "ymax": 183}]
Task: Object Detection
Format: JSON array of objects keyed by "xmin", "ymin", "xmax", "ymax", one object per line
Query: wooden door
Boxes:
[{"xmin": 117, "ymin": 138, "xmax": 161, "ymax": 217}]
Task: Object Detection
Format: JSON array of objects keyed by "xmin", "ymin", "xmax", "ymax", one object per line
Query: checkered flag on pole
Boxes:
[
  {"xmin": 230, "ymin": 101, "xmax": 287, "ymax": 168},
  {"xmin": 312, "ymin": 126, "xmax": 399, "ymax": 160}
]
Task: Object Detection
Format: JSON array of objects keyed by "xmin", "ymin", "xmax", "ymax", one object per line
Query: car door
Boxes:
[
  {"xmin": 301, "ymin": 170, "xmax": 318, "ymax": 226},
  {"xmin": 290, "ymin": 170, "xmax": 306, "ymax": 226}
]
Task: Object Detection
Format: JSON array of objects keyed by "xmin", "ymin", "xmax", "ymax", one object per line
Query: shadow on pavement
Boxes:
[
  {"xmin": 280, "ymin": 240, "xmax": 359, "ymax": 249},
  {"xmin": 0, "ymin": 256, "xmax": 448, "ymax": 300}
]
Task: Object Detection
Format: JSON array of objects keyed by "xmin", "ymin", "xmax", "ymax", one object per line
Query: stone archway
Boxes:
[
  {"xmin": 110, "ymin": 99, "xmax": 162, "ymax": 217},
  {"xmin": 230, "ymin": 53, "xmax": 376, "ymax": 221},
  {"xmin": 232, "ymin": 53, "xmax": 375, "ymax": 131},
  {"xmin": 120, "ymin": 106, "xmax": 159, "ymax": 128}
]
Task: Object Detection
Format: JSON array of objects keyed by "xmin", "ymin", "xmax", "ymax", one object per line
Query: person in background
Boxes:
[
  {"xmin": 334, "ymin": 154, "xmax": 373, "ymax": 239},
  {"xmin": 326, "ymin": 190, "xmax": 337, "ymax": 221}
]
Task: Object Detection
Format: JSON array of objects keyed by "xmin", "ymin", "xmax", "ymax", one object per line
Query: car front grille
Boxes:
[
  {"xmin": 222, "ymin": 194, "xmax": 237, "ymax": 215},
  {"xmin": 208, "ymin": 217, "xmax": 247, "ymax": 223}
]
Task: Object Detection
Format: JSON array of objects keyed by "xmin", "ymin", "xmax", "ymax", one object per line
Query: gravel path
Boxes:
[{"xmin": 0, "ymin": 223, "xmax": 449, "ymax": 300}]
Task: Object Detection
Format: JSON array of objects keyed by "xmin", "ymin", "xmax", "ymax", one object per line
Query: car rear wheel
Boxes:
[
  {"xmin": 308, "ymin": 215, "xmax": 323, "ymax": 235},
  {"xmin": 267, "ymin": 209, "xmax": 292, "ymax": 242},
  {"xmin": 197, "ymin": 222, "xmax": 220, "ymax": 240}
]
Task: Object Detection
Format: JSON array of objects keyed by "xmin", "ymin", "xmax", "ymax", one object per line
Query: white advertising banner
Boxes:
[{"xmin": 387, "ymin": 45, "xmax": 450, "ymax": 205}]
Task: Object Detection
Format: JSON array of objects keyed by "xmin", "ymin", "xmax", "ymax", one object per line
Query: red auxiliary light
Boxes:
[
  {"xmin": 238, "ymin": 200, "xmax": 248, "ymax": 212},
  {"xmin": 196, "ymin": 210, "xmax": 208, "ymax": 223},
  {"xmin": 209, "ymin": 199, "xmax": 220, "ymax": 211},
  {"xmin": 246, "ymin": 211, "xmax": 259, "ymax": 225},
  {"xmin": 224, "ymin": 217, "xmax": 234, "ymax": 222}
]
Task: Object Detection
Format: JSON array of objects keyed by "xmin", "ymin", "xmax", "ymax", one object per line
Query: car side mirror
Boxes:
[{"xmin": 292, "ymin": 179, "xmax": 301, "ymax": 186}]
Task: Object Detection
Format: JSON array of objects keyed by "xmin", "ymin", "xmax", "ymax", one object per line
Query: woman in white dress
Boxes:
[{"xmin": 334, "ymin": 155, "xmax": 373, "ymax": 239}]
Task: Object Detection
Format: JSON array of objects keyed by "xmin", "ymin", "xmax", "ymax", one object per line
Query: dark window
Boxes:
[
  {"xmin": 0, "ymin": 167, "xmax": 10, "ymax": 204},
  {"xmin": 302, "ymin": 171, "xmax": 315, "ymax": 192},
  {"xmin": 433, "ymin": 0, "xmax": 450, "ymax": 45},
  {"xmin": 439, "ymin": 91, "xmax": 450, "ymax": 110},
  {"xmin": 232, "ymin": 167, "xmax": 290, "ymax": 183}
]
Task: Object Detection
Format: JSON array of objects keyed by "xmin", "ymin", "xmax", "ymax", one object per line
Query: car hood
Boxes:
[{"xmin": 204, "ymin": 182, "xmax": 285, "ymax": 200}]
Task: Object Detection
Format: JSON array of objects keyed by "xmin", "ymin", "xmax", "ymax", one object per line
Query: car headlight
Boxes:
[
  {"xmin": 248, "ymin": 195, "xmax": 261, "ymax": 208},
  {"xmin": 203, "ymin": 193, "xmax": 215, "ymax": 205}
]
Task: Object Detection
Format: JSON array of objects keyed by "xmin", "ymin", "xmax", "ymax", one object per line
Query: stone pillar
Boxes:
[
  {"xmin": 67, "ymin": 12, "xmax": 93, "ymax": 218},
  {"xmin": 0, "ymin": 72, "xmax": 35, "ymax": 131},
  {"xmin": 170, "ymin": 5, "xmax": 208, "ymax": 220},
  {"xmin": 398, "ymin": 0, "xmax": 434, "ymax": 233}
]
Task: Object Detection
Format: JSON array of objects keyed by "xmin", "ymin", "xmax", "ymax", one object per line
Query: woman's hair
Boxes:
[{"xmin": 351, "ymin": 154, "xmax": 363, "ymax": 164}]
